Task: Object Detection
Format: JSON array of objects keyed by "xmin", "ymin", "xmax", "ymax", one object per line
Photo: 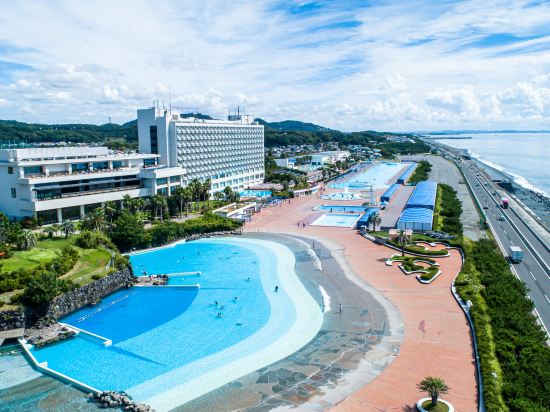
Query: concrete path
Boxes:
[
  {"xmin": 245, "ymin": 191, "xmax": 477, "ymax": 411},
  {"xmin": 380, "ymin": 186, "xmax": 414, "ymax": 229}
]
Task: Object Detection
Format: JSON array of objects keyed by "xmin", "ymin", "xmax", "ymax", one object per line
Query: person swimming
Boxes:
[
  {"xmin": 234, "ymin": 296, "xmax": 238, "ymax": 302},
  {"xmin": 275, "ymin": 286, "xmax": 279, "ymax": 292},
  {"xmin": 246, "ymin": 277, "xmax": 251, "ymax": 282},
  {"xmin": 217, "ymin": 312, "xmax": 222, "ymax": 318},
  {"xmin": 214, "ymin": 300, "xmax": 218, "ymax": 306}
]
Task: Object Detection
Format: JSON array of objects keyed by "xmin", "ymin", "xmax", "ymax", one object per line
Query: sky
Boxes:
[{"xmin": 1, "ymin": 0, "xmax": 550, "ymax": 131}]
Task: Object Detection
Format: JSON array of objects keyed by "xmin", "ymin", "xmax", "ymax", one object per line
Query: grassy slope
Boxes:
[
  {"xmin": 62, "ymin": 248, "xmax": 112, "ymax": 285},
  {"xmin": 1, "ymin": 238, "xmax": 72, "ymax": 272}
]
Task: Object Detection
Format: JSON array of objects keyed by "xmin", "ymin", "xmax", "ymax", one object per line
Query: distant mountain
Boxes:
[
  {"xmin": 255, "ymin": 118, "xmax": 334, "ymax": 132},
  {"xmin": 419, "ymin": 129, "xmax": 550, "ymax": 135},
  {"xmin": 0, "ymin": 119, "xmax": 137, "ymax": 146}
]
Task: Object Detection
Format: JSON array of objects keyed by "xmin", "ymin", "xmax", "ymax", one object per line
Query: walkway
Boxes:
[{"xmin": 245, "ymin": 191, "xmax": 477, "ymax": 411}]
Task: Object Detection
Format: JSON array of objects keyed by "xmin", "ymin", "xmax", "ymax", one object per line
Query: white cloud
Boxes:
[{"xmin": 0, "ymin": 0, "xmax": 550, "ymax": 130}]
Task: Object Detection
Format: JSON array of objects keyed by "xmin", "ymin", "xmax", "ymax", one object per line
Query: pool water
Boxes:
[
  {"xmin": 317, "ymin": 205, "xmax": 367, "ymax": 213},
  {"xmin": 29, "ymin": 237, "xmax": 322, "ymax": 409},
  {"xmin": 239, "ymin": 189, "xmax": 272, "ymax": 198},
  {"xmin": 311, "ymin": 213, "xmax": 361, "ymax": 227},
  {"xmin": 330, "ymin": 162, "xmax": 405, "ymax": 190},
  {"xmin": 320, "ymin": 192, "xmax": 364, "ymax": 201}
]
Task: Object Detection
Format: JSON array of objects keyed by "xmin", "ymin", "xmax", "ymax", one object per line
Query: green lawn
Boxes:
[
  {"xmin": 63, "ymin": 248, "xmax": 112, "ymax": 285},
  {"xmin": 421, "ymin": 400, "xmax": 449, "ymax": 412},
  {"xmin": 1, "ymin": 237, "xmax": 73, "ymax": 272}
]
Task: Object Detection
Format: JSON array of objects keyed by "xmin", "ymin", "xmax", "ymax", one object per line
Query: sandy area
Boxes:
[{"xmin": 245, "ymin": 187, "xmax": 477, "ymax": 411}]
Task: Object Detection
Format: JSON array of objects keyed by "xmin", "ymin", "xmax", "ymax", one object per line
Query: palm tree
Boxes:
[
  {"xmin": 213, "ymin": 191, "xmax": 224, "ymax": 202},
  {"xmin": 417, "ymin": 376, "xmax": 449, "ymax": 406},
  {"xmin": 189, "ymin": 178, "xmax": 202, "ymax": 211},
  {"xmin": 42, "ymin": 226, "xmax": 57, "ymax": 239},
  {"xmin": 371, "ymin": 212, "xmax": 382, "ymax": 231},
  {"xmin": 19, "ymin": 229, "xmax": 36, "ymax": 250},
  {"xmin": 396, "ymin": 229, "xmax": 411, "ymax": 257},
  {"xmin": 150, "ymin": 194, "xmax": 167, "ymax": 220},
  {"xmin": 104, "ymin": 201, "xmax": 117, "ymax": 224},
  {"xmin": 89, "ymin": 208, "xmax": 106, "ymax": 232},
  {"xmin": 122, "ymin": 194, "xmax": 133, "ymax": 211},
  {"xmin": 223, "ymin": 186, "xmax": 233, "ymax": 201},
  {"xmin": 172, "ymin": 186, "xmax": 185, "ymax": 218},
  {"xmin": 202, "ymin": 179, "xmax": 212, "ymax": 209},
  {"xmin": 60, "ymin": 220, "xmax": 75, "ymax": 238}
]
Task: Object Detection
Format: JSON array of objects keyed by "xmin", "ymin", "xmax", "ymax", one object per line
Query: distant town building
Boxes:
[
  {"xmin": 310, "ymin": 150, "xmax": 350, "ymax": 166},
  {"xmin": 0, "ymin": 146, "xmax": 185, "ymax": 223},
  {"xmin": 137, "ymin": 107, "xmax": 264, "ymax": 193}
]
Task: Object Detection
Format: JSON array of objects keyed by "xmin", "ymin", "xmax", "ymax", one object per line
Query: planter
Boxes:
[{"xmin": 416, "ymin": 397, "xmax": 454, "ymax": 412}]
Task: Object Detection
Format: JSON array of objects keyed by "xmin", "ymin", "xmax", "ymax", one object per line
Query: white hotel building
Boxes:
[
  {"xmin": 0, "ymin": 146, "xmax": 185, "ymax": 223},
  {"xmin": 0, "ymin": 107, "xmax": 265, "ymax": 223},
  {"xmin": 137, "ymin": 107, "xmax": 264, "ymax": 192}
]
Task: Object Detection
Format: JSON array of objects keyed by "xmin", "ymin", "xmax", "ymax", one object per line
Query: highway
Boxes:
[{"xmin": 448, "ymin": 153, "xmax": 550, "ymax": 336}]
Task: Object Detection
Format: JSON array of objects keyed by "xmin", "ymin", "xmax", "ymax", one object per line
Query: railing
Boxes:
[
  {"xmin": 23, "ymin": 167, "xmax": 140, "ymax": 180},
  {"xmin": 35, "ymin": 185, "xmax": 141, "ymax": 201}
]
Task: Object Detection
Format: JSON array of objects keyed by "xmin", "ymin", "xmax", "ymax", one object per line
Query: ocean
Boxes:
[{"xmin": 431, "ymin": 133, "xmax": 550, "ymax": 198}]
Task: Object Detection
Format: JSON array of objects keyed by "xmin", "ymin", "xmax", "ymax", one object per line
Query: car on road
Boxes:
[
  {"xmin": 483, "ymin": 204, "xmax": 489, "ymax": 209},
  {"xmin": 475, "ymin": 183, "xmax": 480, "ymax": 186},
  {"xmin": 498, "ymin": 215, "xmax": 505, "ymax": 221}
]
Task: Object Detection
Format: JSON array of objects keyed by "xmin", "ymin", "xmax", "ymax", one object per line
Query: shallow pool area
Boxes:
[
  {"xmin": 330, "ymin": 162, "xmax": 406, "ymax": 190},
  {"xmin": 320, "ymin": 192, "xmax": 364, "ymax": 201},
  {"xmin": 28, "ymin": 237, "xmax": 322, "ymax": 410},
  {"xmin": 239, "ymin": 189, "xmax": 272, "ymax": 198},
  {"xmin": 311, "ymin": 213, "xmax": 362, "ymax": 228},
  {"xmin": 317, "ymin": 205, "xmax": 368, "ymax": 213}
]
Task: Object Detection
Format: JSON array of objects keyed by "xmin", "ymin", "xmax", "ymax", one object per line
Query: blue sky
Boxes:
[{"xmin": 0, "ymin": 0, "xmax": 550, "ymax": 131}]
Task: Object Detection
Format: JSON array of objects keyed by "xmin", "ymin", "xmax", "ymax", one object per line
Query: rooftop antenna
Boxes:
[
  {"xmin": 169, "ymin": 88, "xmax": 172, "ymax": 113},
  {"xmin": 108, "ymin": 116, "xmax": 112, "ymax": 124}
]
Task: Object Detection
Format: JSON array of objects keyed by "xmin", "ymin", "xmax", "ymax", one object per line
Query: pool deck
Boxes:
[{"xmin": 244, "ymin": 186, "xmax": 478, "ymax": 411}]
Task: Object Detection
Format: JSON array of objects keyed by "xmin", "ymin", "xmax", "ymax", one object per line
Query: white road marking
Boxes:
[
  {"xmin": 545, "ymin": 294, "xmax": 550, "ymax": 305},
  {"xmin": 530, "ymin": 271, "xmax": 536, "ymax": 281}
]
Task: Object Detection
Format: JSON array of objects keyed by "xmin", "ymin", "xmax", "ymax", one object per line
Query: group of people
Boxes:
[{"xmin": 214, "ymin": 296, "xmax": 239, "ymax": 318}]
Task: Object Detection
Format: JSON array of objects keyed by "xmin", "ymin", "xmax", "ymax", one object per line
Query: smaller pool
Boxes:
[
  {"xmin": 317, "ymin": 205, "xmax": 367, "ymax": 213},
  {"xmin": 311, "ymin": 213, "xmax": 361, "ymax": 228},
  {"xmin": 320, "ymin": 192, "xmax": 364, "ymax": 201},
  {"xmin": 239, "ymin": 190, "xmax": 272, "ymax": 198}
]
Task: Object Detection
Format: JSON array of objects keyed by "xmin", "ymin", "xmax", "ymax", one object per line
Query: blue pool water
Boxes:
[
  {"xmin": 311, "ymin": 213, "xmax": 361, "ymax": 227},
  {"xmin": 29, "ymin": 237, "xmax": 323, "ymax": 407},
  {"xmin": 320, "ymin": 192, "xmax": 364, "ymax": 201},
  {"xmin": 318, "ymin": 205, "xmax": 367, "ymax": 213},
  {"xmin": 330, "ymin": 162, "xmax": 405, "ymax": 190},
  {"xmin": 239, "ymin": 189, "xmax": 272, "ymax": 198}
]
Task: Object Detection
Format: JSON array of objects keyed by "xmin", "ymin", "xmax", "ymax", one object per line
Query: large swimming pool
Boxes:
[
  {"xmin": 29, "ymin": 237, "xmax": 322, "ymax": 410},
  {"xmin": 311, "ymin": 213, "xmax": 361, "ymax": 227},
  {"xmin": 330, "ymin": 162, "xmax": 406, "ymax": 190},
  {"xmin": 317, "ymin": 205, "xmax": 368, "ymax": 213}
]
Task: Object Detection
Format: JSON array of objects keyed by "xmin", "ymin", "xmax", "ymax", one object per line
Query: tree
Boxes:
[
  {"xmin": 202, "ymin": 179, "xmax": 212, "ymax": 209},
  {"xmin": 109, "ymin": 211, "xmax": 149, "ymax": 252},
  {"xmin": 172, "ymin": 186, "xmax": 186, "ymax": 218},
  {"xmin": 104, "ymin": 201, "xmax": 117, "ymax": 224},
  {"xmin": 213, "ymin": 191, "xmax": 224, "ymax": 202},
  {"xmin": 189, "ymin": 178, "xmax": 202, "ymax": 211},
  {"xmin": 396, "ymin": 228, "xmax": 411, "ymax": 256},
  {"xmin": 371, "ymin": 212, "xmax": 382, "ymax": 231},
  {"xmin": 150, "ymin": 194, "xmax": 168, "ymax": 220},
  {"xmin": 417, "ymin": 376, "xmax": 449, "ymax": 406},
  {"xmin": 19, "ymin": 229, "xmax": 37, "ymax": 250},
  {"xmin": 42, "ymin": 226, "xmax": 57, "ymax": 239},
  {"xmin": 21, "ymin": 272, "xmax": 66, "ymax": 316},
  {"xmin": 88, "ymin": 208, "xmax": 106, "ymax": 232},
  {"xmin": 60, "ymin": 220, "xmax": 75, "ymax": 238}
]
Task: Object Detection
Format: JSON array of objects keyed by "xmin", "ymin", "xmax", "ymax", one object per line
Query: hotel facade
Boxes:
[
  {"xmin": 137, "ymin": 107, "xmax": 265, "ymax": 192},
  {"xmin": 0, "ymin": 146, "xmax": 185, "ymax": 223},
  {"xmin": 0, "ymin": 107, "xmax": 265, "ymax": 222}
]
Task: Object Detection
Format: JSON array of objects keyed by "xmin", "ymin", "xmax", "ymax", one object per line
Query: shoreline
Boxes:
[
  {"xmin": 173, "ymin": 232, "xmax": 400, "ymax": 411},
  {"xmin": 469, "ymin": 156, "xmax": 550, "ymax": 229}
]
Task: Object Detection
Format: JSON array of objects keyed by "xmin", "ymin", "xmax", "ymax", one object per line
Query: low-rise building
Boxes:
[{"xmin": 0, "ymin": 146, "xmax": 185, "ymax": 223}]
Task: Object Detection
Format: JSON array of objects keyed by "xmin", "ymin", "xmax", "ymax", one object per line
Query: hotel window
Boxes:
[
  {"xmin": 156, "ymin": 178, "xmax": 168, "ymax": 185},
  {"xmin": 8, "ymin": 166, "xmax": 13, "ymax": 174},
  {"xmin": 150, "ymin": 126, "xmax": 158, "ymax": 154},
  {"xmin": 10, "ymin": 188, "xmax": 16, "ymax": 198},
  {"xmin": 169, "ymin": 176, "xmax": 180, "ymax": 183}
]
